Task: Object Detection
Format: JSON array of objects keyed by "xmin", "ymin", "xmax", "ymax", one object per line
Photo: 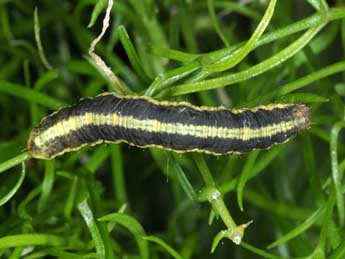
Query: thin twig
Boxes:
[
  {"xmin": 88, "ymin": 0, "xmax": 125, "ymax": 93},
  {"xmin": 34, "ymin": 7, "xmax": 53, "ymax": 70}
]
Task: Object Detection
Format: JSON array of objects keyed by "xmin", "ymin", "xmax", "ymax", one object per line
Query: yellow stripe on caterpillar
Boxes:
[{"xmin": 27, "ymin": 93, "xmax": 311, "ymax": 159}]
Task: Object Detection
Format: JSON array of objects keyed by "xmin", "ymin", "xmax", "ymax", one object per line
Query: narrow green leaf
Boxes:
[
  {"xmin": 38, "ymin": 160, "xmax": 55, "ymax": 213},
  {"xmin": 0, "ymin": 3, "xmax": 13, "ymax": 40},
  {"xmin": 315, "ymin": 191, "xmax": 336, "ymax": 258},
  {"xmin": 127, "ymin": 0, "xmax": 168, "ymax": 48},
  {"xmin": 213, "ymin": 2, "xmax": 261, "ymax": 20},
  {"xmin": 274, "ymin": 93, "xmax": 329, "ymax": 103},
  {"xmin": 330, "ymin": 121, "xmax": 345, "ymax": 226},
  {"xmin": 213, "ymin": 147, "xmax": 281, "ymax": 203},
  {"xmin": 82, "ymin": 172, "xmax": 115, "ymax": 259},
  {"xmin": 110, "ymin": 145, "xmax": 127, "ymax": 204},
  {"xmin": 207, "ymin": 0, "xmax": 229, "ymax": 47},
  {"xmin": 168, "ymin": 153, "xmax": 198, "ymax": 201},
  {"xmin": 117, "ymin": 25, "xmax": 151, "ymax": 82},
  {"xmin": 84, "ymin": 147, "xmax": 109, "ymax": 174},
  {"xmin": 0, "ymin": 80, "xmax": 66, "ymax": 108},
  {"xmin": 0, "ymin": 161, "xmax": 26, "ymax": 206},
  {"xmin": 204, "ymin": 7, "xmax": 345, "ymax": 65},
  {"xmin": 143, "ymin": 235, "xmax": 183, "ymax": 259},
  {"xmin": 211, "ymin": 230, "xmax": 227, "ymax": 253},
  {"xmin": 237, "ymin": 151, "xmax": 259, "ymax": 211},
  {"xmin": 17, "ymin": 186, "xmax": 41, "ymax": 218},
  {"xmin": 203, "ymin": 0, "xmax": 277, "ymax": 72},
  {"xmin": 34, "ymin": 69, "xmax": 59, "ymax": 91},
  {"xmin": 0, "ymin": 234, "xmax": 67, "ymax": 248},
  {"xmin": 250, "ymin": 146, "xmax": 282, "ymax": 178},
  {"xmin": 267, "ymin": 207, "xmax": 325, "ymax": 249},
  {"xmin": 178, "ymin": 1, "xmax": 197, "ymax": 52},
  {"xmin": 244, "ymin": 189, "xmax": 313, "ymax": 221},
  {"xmin": 34, "ymin": 7, "xmax": 53, "ymax": 70},
  {"xmin": 164, "ymin": 25, "xmax": 324, "ymax": 96},
  {"xmin": 64, "ymin": 176, "xmax": 78, "ymax": 219},
  {"xmin": 329, "ymin": 238, "xmax": 345, "ymax": 259},
  {"xmin": 241, "ymin": 241, "xmax": 298, "ymax": 259},
  {"xmin": 150, "ymin": 47, "xmax": 198, "ymax": 62},
  {"xmin": 146, "ymin": 61, "xmax": 200, "ymax": 96},
  {"xmin": 0, "ymin": 152, "xmax": 30, "ymax": 174},
  {"xmin": 307, "ymin": 0, "xmax": 329, "ymax": 11},
  {"xmin": 99, "ymin": 212, "xmax": 149, "ymax": 259},
  {"xmin": 78, "ymin": 199, "xmax": 106, "ymax": 258},
  {"xmin": 248, "ymin": 61, "xmax": 345, "ymax": 105},
  {"xmin": 39, "ymin": 248, "xmax": 95, "ymax": 259},
  {"xmin": 8, "ymin": 247, "xmax": 24, "ymax": 259},
  {"xmin": 88, "ymin": 0, "xmax": 107, "ymax": 28}
]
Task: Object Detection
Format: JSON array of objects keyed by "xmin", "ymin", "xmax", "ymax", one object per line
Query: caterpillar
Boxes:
[{"xmin": 27, "ymin": 93, "xmax": 311, "ymax": 160}]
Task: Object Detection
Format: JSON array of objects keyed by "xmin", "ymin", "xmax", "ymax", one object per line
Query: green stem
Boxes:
[
  {"xmin": 205, "ymin": 187, "xmax": 236, "ymax": 230},
  {"xmin": 163, "ymin": 24, "xmax": 324, "ymax": 96},
  {"xmin": 330, "ymin": 121, "xmax": 345, "ymax": 226},
  {"xmin": 193, "ymin": 154, "xmax": 248, "ymax": 245},
  {"xmin": 193, "ymin": 154, "xmax": 215, "ymax": 187},
  {"xmin": 0, "ymin": 152, "xmax": 30, "ymax": 174},
  {"xmin": 203, "ymin": 7, "xmax": 341, "ymax": 63},
  {"xmin": 153, "ymin": 7, "xmax": 345, "ymax": 94},
  {"xmin": 246, "ymin": 61, "xmax": 345, "ymax": 106},
  {"xmin": 34, "ymin": 7, "xmax": 53, "ymax": 70},
  {"xmin": 145, "ymin": 61, "xmax": 200, "ymax": 97},
  {"xmin": 203, "ymin": 0, "xmax": 276, "ymax": 72},
  {"xmin": 207, "ymin": 0, "xmax": 229, "ymax": 47}
]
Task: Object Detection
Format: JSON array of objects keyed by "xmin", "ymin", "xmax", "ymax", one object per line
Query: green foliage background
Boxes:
[{"xmin": 1, "ymin": 0, "xmax": 345, "ymax": 258}]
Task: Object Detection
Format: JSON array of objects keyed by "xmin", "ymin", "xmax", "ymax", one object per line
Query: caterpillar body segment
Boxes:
[{"xmin": 28, "ymin": 93, "xmax": 311, "ymax": 159}]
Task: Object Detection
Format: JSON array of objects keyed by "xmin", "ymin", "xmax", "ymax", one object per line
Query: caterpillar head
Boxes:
[{"xmin": 292, "ymin": 104, "xmax": 311, "ymax": 131}]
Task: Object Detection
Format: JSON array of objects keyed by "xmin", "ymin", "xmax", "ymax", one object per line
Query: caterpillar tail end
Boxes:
[
  {"xmin": 293, "ymin": 104, "xmax": 312, "ymax": 131},
  {"xmin": 27, "ymin": 128, "xmax": 51, "ymax": 160}
]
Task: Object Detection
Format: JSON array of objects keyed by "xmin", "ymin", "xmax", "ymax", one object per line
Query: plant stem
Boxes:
[
  {"xmin": 193, "ymin": 154, "xmax": 249, "ymax": 244},
  {"xmin": 0, "ymin": 152, "xmax": 30, "ymax": 174}
]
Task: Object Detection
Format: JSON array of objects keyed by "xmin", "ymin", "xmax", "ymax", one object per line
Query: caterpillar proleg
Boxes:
[{"xmin": 27, "ymin": 93, "xmax": 311, "ymax": 160}]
